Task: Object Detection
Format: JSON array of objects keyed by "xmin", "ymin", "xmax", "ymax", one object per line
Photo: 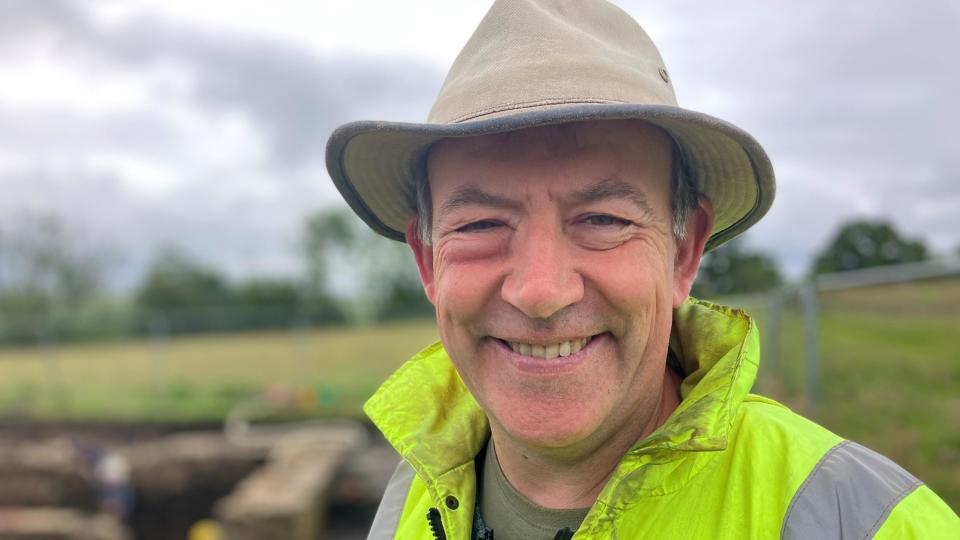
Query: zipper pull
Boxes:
[
  {"xmin": 553, "ymin": 527, "xmax": 574, "ymax": 540},
  {"xmin": 427, "ymin": 508, "xmax": 448, "ymax": 540}
]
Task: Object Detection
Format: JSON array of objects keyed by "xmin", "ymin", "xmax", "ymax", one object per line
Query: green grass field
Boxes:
[
  {"xmin": 0, "ymin": 279, "xmax": 957, "ymax": 509},
  {"xmin": 0, "ymin": 320, "xmax": 439, "ymax": 422}
]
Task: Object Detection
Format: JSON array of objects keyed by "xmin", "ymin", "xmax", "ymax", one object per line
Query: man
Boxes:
[{"xmin": 326, "ymin": 1, "xmax": 960, "ymax": 538}]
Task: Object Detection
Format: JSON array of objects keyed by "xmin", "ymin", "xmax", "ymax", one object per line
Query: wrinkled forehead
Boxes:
[{"xmin": 427, "ymin": 119, "xmax": 674, "ymax": 173}]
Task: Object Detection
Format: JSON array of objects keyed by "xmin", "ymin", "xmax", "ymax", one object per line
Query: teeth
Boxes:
[{"xmin": 506, "ymin": 336, "xmax": 592, "ymax": 359}]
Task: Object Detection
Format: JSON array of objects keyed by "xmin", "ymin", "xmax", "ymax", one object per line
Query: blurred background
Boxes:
[{"xmin": 0, "ymin": 0, "xmax": 957, "ymax": 538}]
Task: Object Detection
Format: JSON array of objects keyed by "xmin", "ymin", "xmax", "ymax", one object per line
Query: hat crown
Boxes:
[{"xmin": 429, "ymin": 0, "xmax": 677, "ymax": 124}]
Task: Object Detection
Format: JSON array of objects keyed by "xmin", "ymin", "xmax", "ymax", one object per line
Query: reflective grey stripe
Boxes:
[
  {"xmin": 367, "ymin": 460, "xmax": 416, "ymax": 540},
  {"xmin": 781, "ymin": 440, "xmax": 922, "ymax": 540}
]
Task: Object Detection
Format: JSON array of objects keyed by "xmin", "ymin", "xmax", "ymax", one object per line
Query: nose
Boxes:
[{"xmin": 500, "ymin": 222, "xmax": 584, "ymax": 320}]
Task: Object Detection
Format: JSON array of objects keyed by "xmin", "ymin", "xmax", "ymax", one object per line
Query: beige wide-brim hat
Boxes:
[{"xmin": 326, "ymin": 0, "xmax": 775, "ymax": 250}]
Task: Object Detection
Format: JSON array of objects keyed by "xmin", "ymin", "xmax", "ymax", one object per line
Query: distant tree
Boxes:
[
  {"xmin": 0, "ymin": 213, "xmax": 105, "ymax": 315},
  {"xmin": 232, "ymin": 278, "xmax": 300, "ymax": 307},
  {"xmin": 302, "ymin": 210, "xmax": 356, "ymax": 302},
  {"xmin": 377, "ymin": 276, "xmax": 436, "ymax": 321},
  {"xmin": 135, "ymin": 247, "xmax": 232, "ymax": 311},
  {"xmin": 692, "ymin": 237, "xmax": 782, "ymax": 298},
  {"xmin": 302, "ymin": 208, "xmax": 431, "ymax": 322},
  {"xmin": 0, "ymin": 214, "xmax": 109, "ymax": 343},
  {"xmin": 812, "ymin": 220, "xmax": 927, "ymax": 275},
  {"xmin": 135, "ymin": 247, "xmax": 346, "ymax": 333}
]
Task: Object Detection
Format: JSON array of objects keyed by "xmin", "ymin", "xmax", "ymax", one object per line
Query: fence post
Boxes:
[
  {"xmin": 149, "ymin": 313, "xmax": 169, "ymax": 395},
  {"xmin": 801, "ymin": 281, "xmax": 819, "ymax": 418},
  {"xmin": 37, "ymin": 320, "xmax": 65, "ymax": 408},
  {"xmin": 291, "ymin": 312, "xmax": 312, "ymax": 387},
  {"xmin": 763, "ymin": 288, "xmax": 783, "ymax": 378}
]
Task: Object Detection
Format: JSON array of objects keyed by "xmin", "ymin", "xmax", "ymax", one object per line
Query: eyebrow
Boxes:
[
  {"xmin": 571, "ymin": 177, "xmax": 655, "ymax": 216},
  {"xmin": 436, "ymin": 177, "xmax": 655, "ymax": 219},
  {"xmin": 438, "ymin": 185, "xmax": 518, "ymax": 219}
]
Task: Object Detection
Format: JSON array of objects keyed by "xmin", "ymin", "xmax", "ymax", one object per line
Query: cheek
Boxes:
[
  {"xmin": 432, "ymin": 251, "xmax": 504, "ymax": 328},
  {"xmin": 587, "ymin": 245, "xmax": 674, "ymax": 304},
  {"xmin": 583, "ymin": 245, "xmax": 676, "ymax": 349}
]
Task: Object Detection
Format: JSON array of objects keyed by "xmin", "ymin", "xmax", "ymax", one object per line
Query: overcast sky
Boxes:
[{"xmin": 1, "ymin": 0, "xmax": 957, "ymax": 288}]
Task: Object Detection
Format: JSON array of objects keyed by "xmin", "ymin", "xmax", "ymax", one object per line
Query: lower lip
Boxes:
[{"xmin": 491, "ymin": 334, "xmax": 605, "ymax": 375}]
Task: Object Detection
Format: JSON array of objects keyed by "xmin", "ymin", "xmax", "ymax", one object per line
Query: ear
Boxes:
[
  {"xmin": 672, "ymin": 197, "xmax": 714, "ymax": 307},
  {"xmin": 406, "ymin": 216, "xmax": 437, "ymax": 304}
]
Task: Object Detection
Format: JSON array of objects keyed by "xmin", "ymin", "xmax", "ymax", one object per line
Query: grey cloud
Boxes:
[
  {"xmin": 0, "ymin": 0, "xmax": 445, "ymax": 287},
  {"xmin": 2, "ymin": 0, "xmax": 444, "ymax": 168},
  {"xmin": 0, "ymin": 106, "xmax": 184, "ymax": 160},
  {"xmin": 0, "ymin": 164, "xmax": 328, "ymax": 289},
  {"xmin": 619, "ymin": 0, "xmax": 960, "ymax": 269},
  {"xmin": 96, "ymin": 16, "xmax": 443, "ymax": 166},
  {"xmin": 2, "ymin": 0, "xmax": 957, "ymax": 286},
  {"xmin": 0, "ymin": 0, "xmax": 89, "ymax": 43}
]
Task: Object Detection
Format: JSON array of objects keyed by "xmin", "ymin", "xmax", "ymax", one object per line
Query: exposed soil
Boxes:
[{"xmin": 0, "ymin": 421, "xmax": 387, "ymax": 539}]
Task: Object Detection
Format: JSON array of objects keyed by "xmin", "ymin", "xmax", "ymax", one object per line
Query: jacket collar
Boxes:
[{"xmin": 364, "ymin": 298, "xmax": 759, "ymax": 489}]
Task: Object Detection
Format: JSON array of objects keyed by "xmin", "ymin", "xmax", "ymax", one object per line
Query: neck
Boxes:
[{"xmin": 491, "ymin": 366, "xmax": 682, "ymax": 509}]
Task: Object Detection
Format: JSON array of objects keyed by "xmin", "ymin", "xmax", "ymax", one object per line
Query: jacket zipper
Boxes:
[{"xmin": 427, "ymin": 507, "xmax": 448, "ymax": 540}]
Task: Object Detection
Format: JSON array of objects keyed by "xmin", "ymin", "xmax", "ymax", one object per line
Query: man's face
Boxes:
[{"xmin": 409, "ymin": 120, "xmax": 709, "ymax": 452}]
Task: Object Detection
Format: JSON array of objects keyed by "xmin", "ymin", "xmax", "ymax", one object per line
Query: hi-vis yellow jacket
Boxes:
[{"xmin": 364, "ymin": 299, "xmax": 960, "ymax": 539}]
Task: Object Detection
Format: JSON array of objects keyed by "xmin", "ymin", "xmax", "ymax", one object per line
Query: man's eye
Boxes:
[
  {"xmin": 456, "ymin": 220, "xmax": 502, "ymax": 233},
  {"xmin": 583, "ymin": 214, "xmax": 631, "ymax": 227}
]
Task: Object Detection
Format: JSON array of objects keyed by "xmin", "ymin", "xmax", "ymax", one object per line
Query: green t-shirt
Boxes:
[{"xmin": 478, "ymin": 440, "xmax": 590, "ymax": 539}]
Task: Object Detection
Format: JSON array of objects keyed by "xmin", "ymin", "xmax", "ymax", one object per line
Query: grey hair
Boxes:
[{"xmin": 412, "ymin": 142, "xmax": 700, "ymax": 246}]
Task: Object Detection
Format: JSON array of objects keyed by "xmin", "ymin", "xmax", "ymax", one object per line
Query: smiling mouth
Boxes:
[{"xmin": 500, "ymin": 336, "xmax": 595, "ymax": 360}]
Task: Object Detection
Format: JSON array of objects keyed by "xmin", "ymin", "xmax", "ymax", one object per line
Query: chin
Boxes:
[{"xmin": 491, "ymin": 397, "xmax": 605, "ymax": 449}]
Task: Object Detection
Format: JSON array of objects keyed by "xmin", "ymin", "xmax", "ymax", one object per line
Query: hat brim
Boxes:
[{"xmin": 325, "ymin": 103, "xmax": 774, "ymax": 251}]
